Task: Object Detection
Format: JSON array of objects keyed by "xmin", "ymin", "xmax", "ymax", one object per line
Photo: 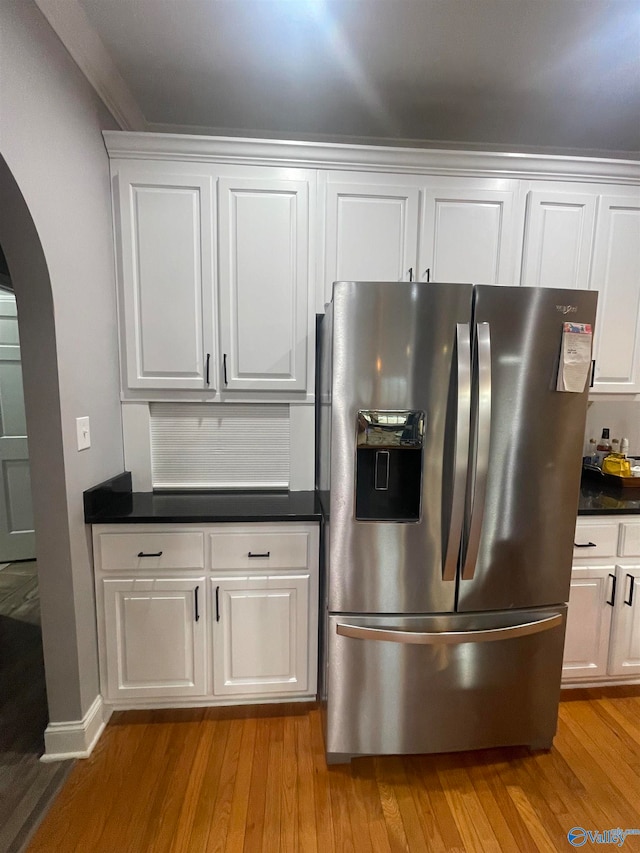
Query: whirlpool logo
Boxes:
[{"xmin": 568, "ymin": 826, "xmax": 640, "ymax": 846}]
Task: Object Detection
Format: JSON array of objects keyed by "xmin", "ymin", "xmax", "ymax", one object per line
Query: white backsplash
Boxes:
[{"xmin": 584, "ymin": 400, "xmax": 640, "ymax": 457}]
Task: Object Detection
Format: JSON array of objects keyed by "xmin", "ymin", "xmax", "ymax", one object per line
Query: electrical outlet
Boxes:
[{"xmin": 76, "ymin": 416, "xmax": 91, "ymax": 451}]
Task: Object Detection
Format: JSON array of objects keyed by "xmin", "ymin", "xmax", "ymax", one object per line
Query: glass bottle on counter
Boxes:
[
  {"xmin": 586, "ymin": 438, "xmax": 597, "ymax": 465},
  {"xmin": 596, "ymin": 428, "xmax": 612, "ymax": 467}
]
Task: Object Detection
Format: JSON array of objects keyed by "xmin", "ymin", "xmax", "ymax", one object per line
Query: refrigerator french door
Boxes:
[{"xmin": 317, "ymin": 281, "xmax": 597, "ymax": 763}]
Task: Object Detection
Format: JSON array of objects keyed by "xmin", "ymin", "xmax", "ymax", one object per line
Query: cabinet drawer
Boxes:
[
  {"xmin": 619, "ymin": 523, "xmax": 640, "ymax": 557},
  {"xmin": 573, "ymin": 522, "xmax": 619, "ymax": 558},
  {"xmin": 97, "ymin": 532, "xmax": 204, "ymax": 571},
  {"xmin": 209, "ymin": 531, "xmax": 310, "ymax": 569}
]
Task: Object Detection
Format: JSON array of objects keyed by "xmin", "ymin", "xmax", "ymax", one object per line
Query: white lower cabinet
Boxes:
[
  {"xmin": 102, "ymin": 577, "xmax": 207, "ymax": 700},
  {"xmin": 93, "ymin": 522, "xmax": 319, "ymax": 707},
  {"xmin": 563, "ymin": 516, "xmax": 640, "ymax": 685},
  {"xmin": 211, "ymin": 574, "xmax": 309, "ymax": 696},
  {"xmin": 608, "ymin": 566, "xmax": 640, "ymax": 677}
]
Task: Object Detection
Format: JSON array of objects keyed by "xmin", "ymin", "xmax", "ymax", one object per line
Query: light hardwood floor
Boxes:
[{"xmin": 27, "ymin": 687, "xmax": 640, "ymax": 852}]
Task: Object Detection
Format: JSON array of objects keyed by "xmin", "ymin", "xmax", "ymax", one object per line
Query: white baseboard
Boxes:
[{"xmin": 41, "ymin": 695, "xmax": 112, "ymax": 762}]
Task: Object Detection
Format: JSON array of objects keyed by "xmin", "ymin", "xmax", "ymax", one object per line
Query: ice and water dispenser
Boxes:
[{"xmin": 355, "ymin": 411, "xmax": 425, "ymax": 521}]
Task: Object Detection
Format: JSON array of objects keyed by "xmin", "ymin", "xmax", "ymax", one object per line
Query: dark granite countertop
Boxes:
[
  {"xmin": 578, "ymin": 476, "xmax": 640, "ymax": 515},
  {"xmin": 85, "ymin": 471, "xmax": 640, "ymax": 524},
  {"xmin": 84, "ymin": 472, "xmax": 322, "ymax": 524}
]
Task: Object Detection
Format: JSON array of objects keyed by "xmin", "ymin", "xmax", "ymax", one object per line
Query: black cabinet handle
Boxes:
[
  {"xmin": 424, "ymin": 268, "xmax": 430, "ymax": 282},
  {"xmin": 223, "ymin": 353, "xmax": 228, "ymax": 385},
  {"xmin": 574, "ymin": 542, "xmax": 597, "ymax": 548},
  {"xmin": 408, "ymin": 267, "xmax": 413, "ymax": 282},
  {"xmin": 194, "ymin": 585, "xmax": 200, "ymax": 622},
  {"xmin": 206, "ymin": 353, "xmax": 211, "ymax": 386},
  {"xmin": 590, "ymin": 359, "xmax": 596, "ymax": 388},
  {"xmin": 248, "ymin": 551, "xmax": 270, "ymax": 558},
  {"xmin": 624, "ymin": 574, "xmax": 635, "ymax": 606},
  {"xmin": 607, "ymin": 573, "xmax": 616, "ymax": 606},
  {"xmin": 137, "ymin": 551, "xmax": 163, "ymax": 558},
  {"xmin": 215, "ymin": 585, "xmax": 220, "ymax": 622}
]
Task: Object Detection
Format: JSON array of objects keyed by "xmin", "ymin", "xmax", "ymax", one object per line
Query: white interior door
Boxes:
[{"xmin": 0, "ymin": 292, "xmax": 35, "ymax": 562}]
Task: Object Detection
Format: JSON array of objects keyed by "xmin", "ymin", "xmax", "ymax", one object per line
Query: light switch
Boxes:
[{"xmin": 76, "ymin": 416, "xmax": 91, "ymax": 451}]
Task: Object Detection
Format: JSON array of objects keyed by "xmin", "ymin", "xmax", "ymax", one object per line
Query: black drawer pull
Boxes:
[
  {"xmin": 215, "ymin": 585, "xmax": 220, "ymax": 622},
  {"xmin": 248, "ymin": 551, "xmax": 270, "ymax": 558},
  {"xmin": 624, "ymin": 575, "xmax": 635, "ymax": 607},
  {"xmin": 574, "ymin": 542, "xmax": 596, "ymax": 548},
  {"xmin": 137, "ymin": 551, "xmax": 163, "ymax": 558},
  {"xmin": 194, "ymin": 585, "xmax": 200, "ymax": 622},
  {"xmin": 607, "ymin": 573, "xmax": 616, "ymax": 607},
  {"xmin": 205, "ymin": 353, "xmax": 211, "ymax": 386}
]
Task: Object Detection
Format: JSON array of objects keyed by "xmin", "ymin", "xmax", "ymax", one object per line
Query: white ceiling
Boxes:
[{"xmin": 59, "ymin": 0, "xmax": 640, "ymax": 157}]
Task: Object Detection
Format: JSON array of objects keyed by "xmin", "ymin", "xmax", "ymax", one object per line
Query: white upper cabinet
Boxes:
[
  {"xmin": 589, "ymin": 195, "xmax": 640, "ymax": 394},
  {"xmin": 218, "ymin": 176, "xmax": 309, "ymax": 391},
  {"xmin": 323, "ymin": 174, "xmax": 420, "ymax": 302},
  {"xmin": 112, "ymin": 160, "xmax": 313, "ymax": 397},
  {"xmin": 520, "ymin": 191, "xmax": 597, "ymax": 290},
  {"xmin": 114, "ymin": 163, "xmax": 216, "ymax": 390},
  {"xmin": 419, "ymin": 183, "xmax": 519, "ymax": 285}
]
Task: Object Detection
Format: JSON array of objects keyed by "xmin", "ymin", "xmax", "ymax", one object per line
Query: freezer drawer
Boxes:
[{"xmin": 325, "ymin": 607, "xmax": 566, "ymax": 762}]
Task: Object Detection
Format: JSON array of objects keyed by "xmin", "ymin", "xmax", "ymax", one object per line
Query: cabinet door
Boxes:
[
  {"xmin": 113, "ymin": 163, "xmax": 215, "ymax": 390},
  {"xmin": 102, "ymin": 577, "xmax": 207, "ymax": 699},
  {"xmin": 520, "ymin": 191, "xmax": 597, "ymax": 289},
  {"xmin": 420, "ymin": 187, "xmax": 516, "ymax": 284},
  {"xmin": 609, "ymin": 566, "xmax": 640, "ymax": 677},
  {"xmin": 211, "ymin": 574, "xmax": 309, "ymax": 696},
  {"xmin": 218, "ymin": 176, "xmax": 310, "ymax": 391},
  {"xmin": 324, "ymin": 180, "xmax": 420, "ymax": 301},
  {"xmin": 562, "ymin": 566, "xmax": 615, "ymax": 680},
  {"xmin": 589, "ymin": 196, "xmax": 640, "ymax": 394}
]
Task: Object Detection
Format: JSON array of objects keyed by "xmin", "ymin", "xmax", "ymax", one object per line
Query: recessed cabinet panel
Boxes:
[
  {"xmin": 102, "ymin": 577, "xmax": 207, "ymax": 699},
  {"xmin": 218, "ymin": 177, "xmax": 309, "ymax": 391},
  {"xmin": 608, "ymin": 566, "xmax": 640, "ymax": 677},
  {"xmin": 521, "ymin": 191, "xmax": 597, "ymax": 290},
  {"xmin": 420, "ymin": 189, "xmax": 515, "ymax": 284},
  {"xmin": 324, "ymin": 182, "xmax": 420, "ymax": 299},
  {"xmin": 590, "ymin": 197, "xmax": 640, "ymax": 393},
  {"xmin": 211, "ymin": 575, "xmax": 309, "ymax": 696},
  {"xmin": 115, "ymin": 165, "xmax": 215, "ymax": 390},
  {"xmin": 562, "ymin": 567, "xmax": 614, "ymax": 679}
]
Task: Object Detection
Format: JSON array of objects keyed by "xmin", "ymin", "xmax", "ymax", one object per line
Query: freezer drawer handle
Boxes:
[{"xmin": 336, "ymin": 614, "xmax": 563, "ymax": 645}]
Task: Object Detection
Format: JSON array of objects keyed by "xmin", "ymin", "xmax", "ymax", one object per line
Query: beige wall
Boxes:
[{"xmin": 0, "ymin": 0, "xmax": 123, "ymax": 722}]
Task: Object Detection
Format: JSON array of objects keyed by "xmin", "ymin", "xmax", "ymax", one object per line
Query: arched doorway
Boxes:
[{"xmin": 0, "ymin": 155, "xmax": 76, "ymax": 847}]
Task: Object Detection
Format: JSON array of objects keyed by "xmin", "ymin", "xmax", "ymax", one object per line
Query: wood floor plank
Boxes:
[
  {"xmin": 204, "ymin": 717, "xmax": 244, "ymax": 853},
  {"xmin": 25, "ymin": 687, "xmax": 640, "ymax": 853},
  {"xmin": 309, "ymin": 708, "xmax": 335, "ymax": 853},
  {"xmin": 295, "ymin": 714, "xmax": 318, "ymax": 853},
  {"xmin": 436, "ymin": 757, "xmax": 503, "ymax": 853},
  {"xmin": 223, "ymin": 716, "xmax": 257, "ymax": 853},
  {"xmin": 242, "ymin": 717, "xmax": 270, "ymax": 853},
  {"xmin": 262, "ymin": 716, "xmax": 284, "ymax": 853}
]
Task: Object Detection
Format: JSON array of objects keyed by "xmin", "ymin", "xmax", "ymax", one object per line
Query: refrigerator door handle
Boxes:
[
  {"xmin": 336, "ymin": 613, "xmax": 562, "ymax": 645},
  {"xmin": 443, "ymin": 323, "xmax": 472, "ymax": 581},
  {"xmin": 461, "ymin": 322, "xmax": 492, "ymax": 581}
]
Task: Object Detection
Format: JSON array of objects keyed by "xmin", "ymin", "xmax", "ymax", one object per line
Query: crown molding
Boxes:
[
  {"xmin": 35, "ymin": 0, "xmax": 147, "ymax": 131},
  {"xmin": 103, "ymin": 131, "xmax": 640, "ymax": 184}
]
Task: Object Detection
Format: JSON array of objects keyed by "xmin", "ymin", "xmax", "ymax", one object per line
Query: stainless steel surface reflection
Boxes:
[
  {"xmin": 326, "ymin": 608, "xmax": 567, "ymax": 760},
  {"xmin": 317, "ymin": 281, "xmax": 597, "ymax": 763}
]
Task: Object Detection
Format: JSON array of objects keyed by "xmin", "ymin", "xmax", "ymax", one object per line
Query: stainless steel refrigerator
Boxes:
[{"xmin": 316, "ymin": 281, "xmax": 597, "ymax": 764}]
